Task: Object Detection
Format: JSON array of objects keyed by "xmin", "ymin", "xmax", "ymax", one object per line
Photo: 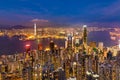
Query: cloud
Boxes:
[
  {"xmin": 84, "ymin": 0, "xmax": 120, "ymax": 23},
  {"xmin": 31, "ymin": 18, "xmax": 49, "ymax": 22},
  {"xmin": 102, "ymin": 0, "xmax": 120, "ymax": 16}
]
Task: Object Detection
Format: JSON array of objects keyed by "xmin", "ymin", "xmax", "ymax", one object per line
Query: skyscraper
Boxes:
[
  {"xmin": 98, "ymin": 42, "xmax": 104, "ymax": 50},
  {"xmin": 66, "ymin": 33, "xmax": 74, "ymax": 49},
  {"xmin": 25, "ymin": 44, "xmax": 31, "ymax": 53},
  {"xmin": 34, "ymin": 23, "xmax": 37, "ymax": 37},
  {"xmin": 82, "ymin": 25, "xmax": 87, "ymax": 52},
  {"xmin": 50, "ymin": 40, "xmax": 55, "ymax": 53},
  {"xmin": 83, "ymin": 25, "xmax": 87, "ymax": 46}
]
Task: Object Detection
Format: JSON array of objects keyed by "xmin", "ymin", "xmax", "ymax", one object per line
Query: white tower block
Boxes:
[{"xmin": 34, "ymin": 23, "xmax": 37, "ymax": 36}]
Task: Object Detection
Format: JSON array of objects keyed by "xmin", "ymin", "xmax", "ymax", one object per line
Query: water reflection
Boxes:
[{"xmin": 0, "ymin": 31, "xmax": 117, "ymax": 54}]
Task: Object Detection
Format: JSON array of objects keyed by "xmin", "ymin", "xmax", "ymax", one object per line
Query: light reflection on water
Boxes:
[
  {"xmin": 88, "ymin": 31, "xmax": 118, "ymax": 47},
  {"xmin": 0, "ymin": 31, "xmax": 117, "ymax": 55},
  {"xmin": 0, "ymin": 37, "xmax": 65, "ymax": 55}
]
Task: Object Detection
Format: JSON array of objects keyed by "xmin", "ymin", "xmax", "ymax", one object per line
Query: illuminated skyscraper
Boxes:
[
  {"xmin": 50, "ymin": 40, "xmax": 55, "ymax": 53},
  {"xmin": 38, "ymin": 43, "xmax": 43, "ymax": 51},
  {"xmin": 107, "ymin": 51, "xmax": 113, "ymax": 60},
  {"xmin": 82, "ymin": 25, "xmax": 87, "ymax": 52},
  {"xmin": 89, "ymin": 41, "xmax": 97, "ymax": 48},
  {"xmin": 118, "ymin": 40, "xmax": 120, "ymax": 49},
  {"xmin": 34, "ymin": 23, "xmax": 37, "ymax": 37},
  {"xmin": 75, "ymin": 38, "xmax": 80, "ymax": 52},
  {"xmin": 98, "ymin": 42, "xmax": 104, "ymax": 50},
  {"xmin": 25, "ymin": 44, "xmax": 31, "ymax": 53},
  {"xmin": 66, "ymin": 33, "xmax": 74, "ymax": 49},
  {"xmin": 83, "ymin": 25, "xmax": 87, "ymax": 46},
  {"xmin": 65, "ymin": 39, "xmax": 68, "ymax": 49}
]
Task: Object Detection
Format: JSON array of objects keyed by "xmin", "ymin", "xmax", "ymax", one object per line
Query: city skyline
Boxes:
[
  {"xmin": 0, "ymin": 25, "xmax": 119, "ymax": 80},
  {"xmin": 0, "ymin": 0, "xmax": 120, "ymax": 27},
  {"xmin": 0, "ymin": 1, "xmax": 120, "ymax": 79}
]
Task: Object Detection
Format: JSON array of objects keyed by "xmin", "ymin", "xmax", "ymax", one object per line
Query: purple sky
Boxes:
[{"xmin": 0, "ymin": 0, "xmax": 120, "ymax": 27}]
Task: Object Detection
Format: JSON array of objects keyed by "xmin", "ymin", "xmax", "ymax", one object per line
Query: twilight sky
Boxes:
[{"xmin": 0, "ymin": 0, "xmax": 120, "ymax": 26}]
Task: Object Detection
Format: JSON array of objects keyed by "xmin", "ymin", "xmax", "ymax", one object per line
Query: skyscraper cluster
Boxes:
[{"xmin": 0, "ymin": 25, "xmax": 119, "ymax": 80}]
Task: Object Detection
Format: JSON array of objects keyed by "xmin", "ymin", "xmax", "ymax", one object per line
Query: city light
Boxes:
[
  {"xmin": 25, "ymin": 44, "xmax": 31, "ymax": 52},
  {"xmin": 45, "ymin": 47, "xmax": 50, "ymax": 51},
  {"xmin": 25, "ymin": 44, "xmax": 30, "ymax": 47},
  {"xmin": 86, "ymin": 71, "xmax": 91, "ymax": 75},
  {"xmin": 0, "ymin": 24, "xmax": 120, "ymax": 80},
  {"xmin": 119, "ymin": 40, "xmax": 120, "ymax": 49}
]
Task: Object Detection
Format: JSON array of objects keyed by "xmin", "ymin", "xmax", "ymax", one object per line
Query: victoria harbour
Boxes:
[{"xmin": 0, "ymin": 31, "xmax": 117, "ymax": 54}]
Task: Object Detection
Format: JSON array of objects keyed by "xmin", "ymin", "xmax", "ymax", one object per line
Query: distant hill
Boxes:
[
  {"xmin": 0, "ymin": 23, "xmax": 70, "ymax": 29},
  {"xmin": 0, "ymin": 24, "xmax": 29, "ymax": 29},
  {"xmin": 10, "ymin": 25, "xmax": 26, "ymax": 29}
]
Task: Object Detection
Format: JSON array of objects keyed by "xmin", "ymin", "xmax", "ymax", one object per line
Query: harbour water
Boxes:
[{"xmin": 0, "ymin": 31, "xmax": 117, "ymax": 55}]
